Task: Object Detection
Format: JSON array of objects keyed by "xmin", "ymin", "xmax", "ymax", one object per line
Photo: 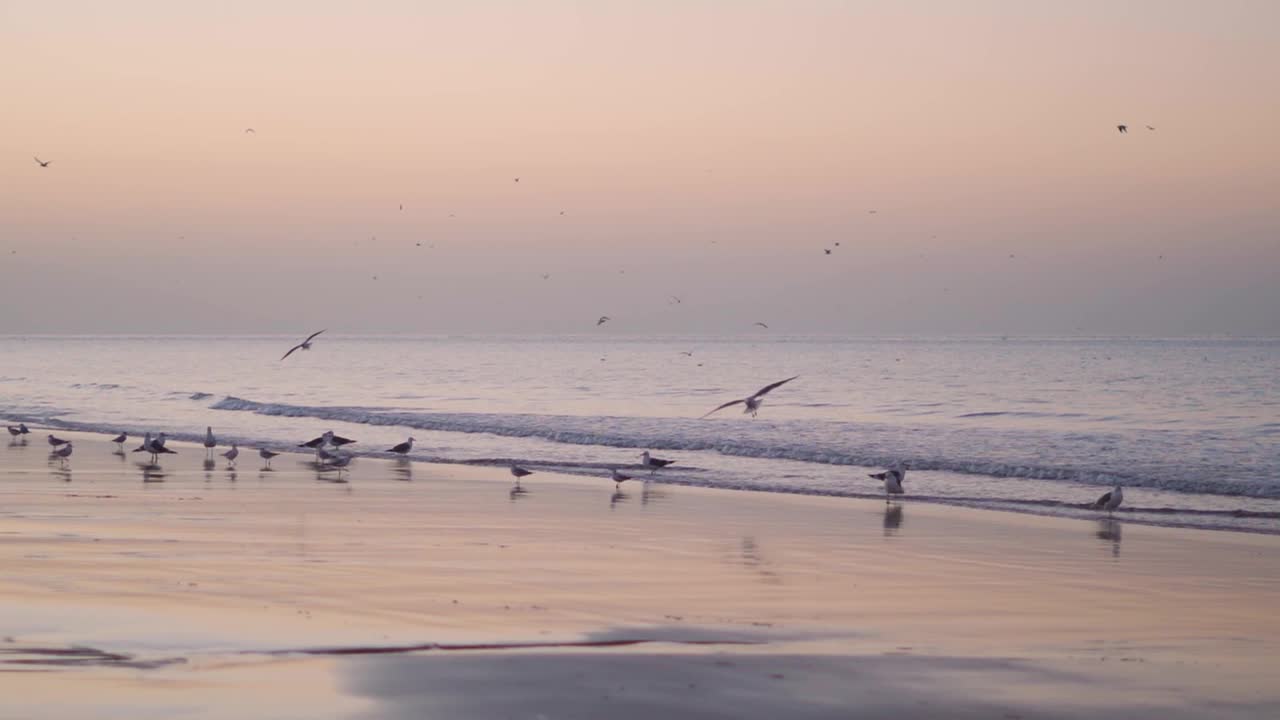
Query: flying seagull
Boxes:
[
  {"xmin": 640, "ymin": 451, "xmax": 675, "ymax": 474},
  {"xmin": 388, "ymin": 437, "xmax": 415, "ymax": 455},
  {"xmin": 34, "ymin": 156, "xmax": 51, "ymax": 168},
  {"xmin": 679, "ymin": 351, "xmax": 694, "ymax": 357},
  {"xmin": 824, "ymin": 249, "xmax": 832, "ymax": 255},
  {"xmin": 700, "ymin": 376, "xmax": 799, "ymax": 419},
  {"xmin": 1146, "ymin": 125, "xmax": 1156, "ymax": 131},
  {"xmin": 753, "ymin": 322, "xmax": 769, "ymax": 329},
  {"xmin": 258, "ymin": 448, "xmax": 279, "ymax": 467},
  {"xmin": 869, "ymin": 469, "xmax": 906, "ymax": 502},
  {"xmin": 597, "ymin": 316, "xmax": 611, "ymax": 326},
  {"xmin": 1117, "ymin": 124, "xmax": 1128, "ymax": 134},
  {"xmin": 669, "ymin": 295, "xmax": 682, "ymax": 305},
  {"xmin": 1094, "ymin": 485, "xmax": 1124, "ymax": 514},
  {"xmin": 281, "ymin": 329, "xmax": 326, "ymax": 360},
  {"xmin": 244, "ymin": 128, "xmax": 255, "ymax": 134}
]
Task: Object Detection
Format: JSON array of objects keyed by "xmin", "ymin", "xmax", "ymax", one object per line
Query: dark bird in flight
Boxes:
[
  {"xmin": 597, "ymin": 316, "xmax": 611, "ymax": 326},
  {"xmin": 542, "ymin": 273, "xmax": 551, "ymax": 280},
  {"xmin": 700, "ymin": 376, "xmax": 799, "ymax": 419},
  {"xmin": 753, "ymin": 322, "xmax": 769, "ymax": 329},
  {"xmin": 34, "ymin": 156, "xmax": 51, "ymax": 168},
  {"xmin": 244, "ymin": 128, "xmax": 255, "ymax": 134},
  {"xmin": 1117, "ymin": 124, "xmax": 1128, "ymax": 133},
  {"xmin": 680, "ymin": 351, "xmax": 694, "ymax": 357},
  {"xmin": 281, "ymin": 329, "xmax": 326, "ymax": 360},
  {"xmin": 824, "ymin": 249, "xmax": 832, "ymax": 255},
  {"xmin": 834, "ymin": 242, "xmax": 841, "ymax": 246},
  {"xmin": 669, "ymin": 295, "xmax": 682, "ymax": 305},
  {"xmin": 1146, "ymin": 125, "xmax": 1156, "ymax": 131},
  {"xmin": 514, "ymin": 177, "xmax": 520, "ymax": 183},
  {"xmin": 559, "ymin": 211, "xmax": 565, "ymax": 215}
]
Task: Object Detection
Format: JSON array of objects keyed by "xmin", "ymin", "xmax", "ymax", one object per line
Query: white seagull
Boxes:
[
  {"xmin": 640, "ymin": 451, "xmax": 675, "ymax": 474},
  {"xmin": 203, "ymin": 426, "xmax": 217, "ymax": 457},
  {"xmin": 1094, "ymin": 485, "xmax": 1124, "ymax": 514},
  {"xmin": 610, "ymin": 468, "xmax": 633, "ymax": 487},
  {"xmin": 869, "ymin": 468, "xmax": 906, "ymax": 501},
  {"xmin": 700, "ymin": 376, "xmax": 799, "ymax": 419},
  {"xmin": 258, "ymin": 448, "xmax": 279, "ymax": 467},
  {"xmin": 222, "ymin": 444, "xmax": 240, "ymax": 467},
  {"xmin": 281, "ymin": 329, "xmax": 326, "ymax": 360},
  {"xmin": 388, "ymin": 437, "xmax": 415, "ymax": 455}
]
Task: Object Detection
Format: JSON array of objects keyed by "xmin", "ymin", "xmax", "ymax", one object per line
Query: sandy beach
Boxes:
[{"xmin": 2, "ymin": 430, "xmax": 1278, "ymax": 719}]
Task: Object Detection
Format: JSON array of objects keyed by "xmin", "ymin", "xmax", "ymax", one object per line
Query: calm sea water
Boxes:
[{"xmin": 2, "ymin": 335, "xmax": 1277, "ymax": 532}]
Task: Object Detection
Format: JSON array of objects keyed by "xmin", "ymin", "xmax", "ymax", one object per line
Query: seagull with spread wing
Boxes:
[
  {"xmin": 596, "ymin": 316, "xmax": 611, "ymax": 326},
  {"xmin": 700, "ymin": 376, "xmax": 799, "ymax": 419},
  {"xmin": 281, "ymin": 330, "xmax": 326, "ymax": 360},
  {"xmin": 34, "ymin": 156, "xmax": 51, "ymax": 168},
  {"xmin": 753, "ymin": 322, "xmax": 769, "ymax": 329}
]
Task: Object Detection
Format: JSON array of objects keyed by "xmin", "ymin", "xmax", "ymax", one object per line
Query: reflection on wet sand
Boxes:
[
  {"xmin": 610, "ymin": 490, "xmax": 630, "ymax": 509},
  {"xmin": 883, "ymin": 504, "xmax": 904, "ymax": 537},
  {"xmin": 137, "ymin": 462, "xmax": 165, "ymax": 483},
  {"xmin": 391, "ymin": 459, "xmax": 413, "ymax": 482},
  {"xmin": 1096, "ymin": 518, "xmax": 1123, "ymax": 558},
  {"xmin": 509, "ymin": 485, "xmax": 530, "ymax": 502},
  {"xmin": 640, "ymin": 483, "xmax": 668, "ymax": 507},
  {"xmin": 737, "ymin": 536, "xmax": 781, "ymax": 585},
  {"xmin": 203, "ymin": 458, "xmax": 216, "ymax": 477},
  {"xmin": 50, "ymin": 467, "xmax": 72, "ymax": 483},
  {"xmin": 8, "ymin": 437, "xmax": 29, "ymax": 447}
]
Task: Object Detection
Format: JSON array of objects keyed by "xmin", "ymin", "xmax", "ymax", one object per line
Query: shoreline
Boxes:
[{"xmin": 8, "ymin": 422, "xmax": 1277, "ymax": 537}]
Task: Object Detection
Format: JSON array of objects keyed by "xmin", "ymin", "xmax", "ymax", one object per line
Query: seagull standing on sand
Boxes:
[
  {"xmin": 48, "ymin": 434, "xmax": 69, "ymax": 449},
  {"xmin": 7, "ymin": 426, "xmax": 21, "ymax": 439},
  {"xmin": 54, "ymin": 442, "xmax": 73, "ymax": 468},
  {"xmin": 510, "ymin": 466, "xmax": 534, "ymax": 485},
  {"xmin": 610, "ymin": 468, "xmax": 633, "ymax": 488},
  {"xmin": 281, "ymin": 330, "xmax": 326, "ymax": 360},
  {"xmin": 147, "ymin": 435, "xmax": 177, "ymax": 464},
  {"xmin": 869, "ymin": 468, "xmax": 906, "ymax": 502},
  {"xmin": 300, "ymin": 430, "xmax": 356, "ymax": 455},
  {"xmin": 203, "ymin": 426, "xmax": 217, "ymax": 458},
  {"xmin": 222, "ymin": 444, "xmax": 239, "ymax": 468},
  {"xmin": 640, "ymin": 451, "xmax": 675, "ymax": 475},
  {"xmin": 1094, "ymin": 485, "xmax": 1124, "ymax": 514},
  {"xmin": 700, "ymin": 376, "xmax": 799, "ymax": 419},
  {"xmin": 258, "ymin": 448, "xmax": 279, "ymax": 468},
  {"xmin": 388, "ymin": 437, "xmax": 415, "ymax": 456},
  {"xmin": 110, "ymin": 432, "xmax": 128, "ymax": 447},
  {"xmin": 18, "ymin": 423, "xmax": 30, "ymax": 435}
]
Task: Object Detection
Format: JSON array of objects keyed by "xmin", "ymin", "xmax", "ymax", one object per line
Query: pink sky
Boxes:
[{"xmin": 2, "ymin": 1, "xmax": 1277, "ymax": 334}]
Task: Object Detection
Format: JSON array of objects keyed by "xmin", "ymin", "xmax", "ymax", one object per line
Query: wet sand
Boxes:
[{"xmin": 2, "ymin": 431, "xmax": 1279, "ymax": 719}]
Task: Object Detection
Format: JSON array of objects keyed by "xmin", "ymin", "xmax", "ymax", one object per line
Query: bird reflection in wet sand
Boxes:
[
  {"xmin": 738, "ymin": 536, "xmax": 780, "ymax": 585},
  {"xmin": 610, "ymin": 490, "xmax": 630, "ymax": 509},
  {"xmin": 138, "ymin": 462, "xmax": 166, "ymax": 483},
  {"xmin": 203, "ymin": 458, "xmax": 216, "ymax": 475},
  {"xmin": 391, "ymin": 457, "xmax": 413, "ymax": 482},
  {"xmin": 640, "ymin": 483, "xmax": 668, "ymax": 507},
  {"xmin": 1095, "ymin": 518, "xmax": 1122, "ymax": 558},
  {"xmin": 883, "ymin": 504, "xmax": 904, "ymax": 536},
  {"xmin": 509, "ymin": 484, "xmax": 530, "ymax": 502}
]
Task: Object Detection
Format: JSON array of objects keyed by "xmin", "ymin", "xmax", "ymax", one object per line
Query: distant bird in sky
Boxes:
[
  {"xmin": 700, "ymin": 376, "xmax": 799, "ymax": 419},
  {"xmin": 203, "ymin": 426, "xmax": 217, "ymax": 457},
  {"xmin": 399, "ymin": 204, "xmax": 403, "ymax": 210},
  {"xmin": 514, "ymin": 177, "xmax": 520, "ymax": 183},
  {"xmin": 542, "ymin": 273, "xmax": 551, "ymax": 280},
  {"xmin": 559, "ymin": 210, "xmax": 565, "ymax": 215},
  {"xmin": 281, "ymin": 329, "xmax": 326, "ymax": 360},
  {"xmin": 258, "ymin": 448, "xmax": 279, "ymax": 467},
  {"xmin": 824, "ymin": 249, "xmax": 832, "ymax": 255},
  {"xmin": 834, "ymin": 242, "xmax": 841, "ymax": 246},
  {"xmin": 388, "ymin": 437, "xmax": 415, "ymax": 455},
  {"xmin": 640, "ymin": 451, "xmax": 675, "ymax": 474},
  {"xmin": 33, "ymin": 156, "xmax": 51, "ymax": 168},
  {"xmin": 223, "ymin": 444, "xmax": 239, "ymax": 467},
  {"xmin": 1094, "ymin": 485, "xmax": 1124, "ymax": 514},
  {"xmin": 610, "ymin": 468, "xmax": 634, "ymax": 487},
  {"xmin": 597, "ymin": 316, "xmax": 611, "ymax": 326},
  {"xmin": 1146, "ymin": 125, "xmax": 1155, "ymax": 131},
  {"xmin": 753, "ymin": 322, "xmax": 769, "ymax": 329},
  {"xmin": 510, "ymin": 466, "xmax": 534, "ymax": 484},
  {"xmin": 870, "ymin": 469, "xmax": 906, "ymax": 501},
  {"xmin": 244, "ymin": 128, "xmax": 255, "ymax": 134},
  {"xmin": 680, "ymin": 351, "xmax": 694, "ymax": 357},
  {"xmin": 669, "ymin": 295, "xmax": 682, "ymax": 305},
  {"xmin": 1117, "ymin": 124, "xmax": 1128, "ymax": 133},
  {"xmin": 868, "ymin": 210, "xmax": 877, "ymax": 214}
]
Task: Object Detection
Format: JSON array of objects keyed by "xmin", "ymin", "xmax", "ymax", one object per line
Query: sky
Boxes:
[{"xmin": 2, "ymin": 0, "xmax": 1278, "ymax": 336}]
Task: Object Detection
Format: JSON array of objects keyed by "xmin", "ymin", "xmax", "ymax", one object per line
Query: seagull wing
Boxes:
[
  {"xmin": 305, "ymin": 329, "xmax": 326, "ymax": 343},
  {"xmin": 1094, "ymin": 491, "xmax": 1112, "ymax": 508},
  {"xmin": 753, "ymin": 375, "xmax": 799, "ymax": 399},
  {"xmin": 281, "ymin": 343, "xmax": 304, "ymax": 360},
  {"xmin": 869, "ymin": 472, "xmax": 888, "ymax": 480},
  {"xmin": 754, "ymin": 322, "xmax": 769, "ymax": 328},
  {"xmin": 700, "ymin": 398, "xmax": 745, "ymax": 419}
]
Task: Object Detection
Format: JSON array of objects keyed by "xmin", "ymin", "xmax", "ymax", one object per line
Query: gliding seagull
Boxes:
[
  {"xmin": 34, "ymin": 156, "xmax": 51, "ymax": 168},
  {"xmin": 597, "ymin": 316, "xmax": 611, "ymax": 326},
  {"xmin": 700, "ymin": 376, "xmax": 799, "ymax": 419},
  {"xmin": 281, "ymin": 330, "xmax": 326, "ymax": 360}
]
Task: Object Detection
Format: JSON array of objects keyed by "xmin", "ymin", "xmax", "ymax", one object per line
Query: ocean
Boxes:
[{"xmin": 2, "ymin": 335, "xmax": 1277, "ymax": 533}]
